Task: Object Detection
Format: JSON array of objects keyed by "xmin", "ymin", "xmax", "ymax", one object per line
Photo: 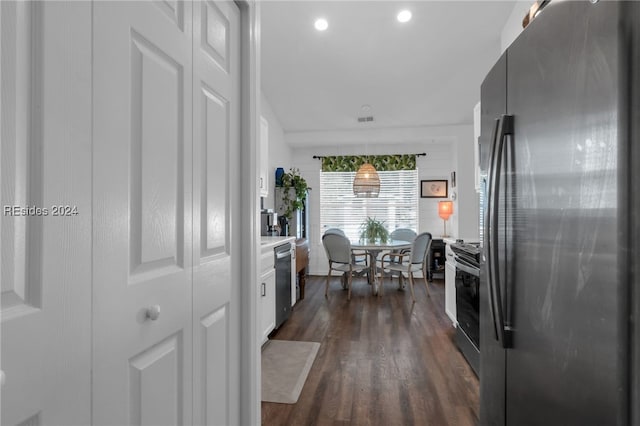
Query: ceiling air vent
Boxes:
[{"xmin": 357, "ymin": 116, "xmax": 374, "ymax": 123}]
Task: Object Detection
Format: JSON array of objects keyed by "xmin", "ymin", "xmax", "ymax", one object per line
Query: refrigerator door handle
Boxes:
[
  {"xmin": 488, "ymin": 114, "xmax": 514, "ymax": 349},
  {"xmin": 485, "ymin": 118, "xmax": 501, "ymax": 342}
]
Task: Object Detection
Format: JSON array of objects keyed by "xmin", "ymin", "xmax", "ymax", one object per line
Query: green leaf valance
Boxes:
[{"xmin": 321, "ymin": 154, "xmax": 417, "ymax": 172}]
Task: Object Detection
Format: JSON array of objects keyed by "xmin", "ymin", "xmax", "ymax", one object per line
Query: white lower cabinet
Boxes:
[
  {"xmin": 260, "ymin": 268, "xmax": 276, "ymax": 345},
  {"xmin": 260, "ymin": 247, "xmax": 276, "ymax": 345},
  {"xmin": 259, "ymin": 238, "xmax": 295, "ymax": 345}
]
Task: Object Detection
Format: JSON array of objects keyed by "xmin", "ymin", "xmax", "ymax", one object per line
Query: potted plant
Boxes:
[
  {"xmin": 359, "ymin": 217, "xmax": 389, "ymax": 243},
  {"xmin": 279, "ymin": 168, "xmax": 309, "ymax": 221}
]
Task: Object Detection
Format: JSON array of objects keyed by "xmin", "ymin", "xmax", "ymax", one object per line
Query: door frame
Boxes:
[{"xmin": 236, "ymin": 0, "xmax": 261, "ymax": 424}]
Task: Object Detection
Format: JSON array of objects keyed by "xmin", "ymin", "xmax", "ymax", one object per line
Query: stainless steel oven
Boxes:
[{"xmin": 451, "ymin": 243, "xmax": 480, "ymax": 376}]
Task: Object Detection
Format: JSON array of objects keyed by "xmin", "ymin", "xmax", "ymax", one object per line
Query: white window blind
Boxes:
[{"xmin": 320, "ymin": 169, "xmax": 419, "ymax": 240}]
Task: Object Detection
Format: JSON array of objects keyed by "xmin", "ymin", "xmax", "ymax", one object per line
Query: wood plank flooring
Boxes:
[{"xmin": 262, "ymin": 274, "xmax": 479, "ymax": 426}]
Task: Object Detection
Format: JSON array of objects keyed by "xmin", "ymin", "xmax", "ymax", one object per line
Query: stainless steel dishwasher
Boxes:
[{"xmin": 274, "ymin": 243, "xmax": 291, "ymax": 328}]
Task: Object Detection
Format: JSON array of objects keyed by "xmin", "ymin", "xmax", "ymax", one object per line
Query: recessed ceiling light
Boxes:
[
  {"xmin": 397, "ymin": 10, "xmax": 412, "ymax": 23},
  {"xmin": 314, "ymin": 18, "xmax": 328, "ymax": 31}
]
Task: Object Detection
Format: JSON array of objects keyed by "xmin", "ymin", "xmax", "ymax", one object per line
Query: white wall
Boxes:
[
  {"xmin": 286, "ymin": 124, "xmax": 476, "ymax": 275},
  {"xmin": 455, "ymin": 125, "xmax": 480, "ymax": 240},
  {"xmin": 260, "ymin": 93, "xmax": 290, "ymax": 210}
]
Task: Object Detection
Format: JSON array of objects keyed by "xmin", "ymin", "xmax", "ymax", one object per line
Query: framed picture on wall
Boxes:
[{"xmin": 420, "ymin": 180, "xmax": 448, "ymax": 198}]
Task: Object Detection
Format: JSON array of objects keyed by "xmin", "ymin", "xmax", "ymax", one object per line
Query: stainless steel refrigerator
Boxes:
[{"xmin": 479, "ymin": 1, "xmax": 639, "ymax": 425}]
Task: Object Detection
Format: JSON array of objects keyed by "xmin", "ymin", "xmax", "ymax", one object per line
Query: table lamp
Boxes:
[{"xmin": 438, "ymin": 200, "xmax": 453, "ymax": 237}]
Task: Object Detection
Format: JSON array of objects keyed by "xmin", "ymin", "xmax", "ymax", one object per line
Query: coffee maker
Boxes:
[{"xmin": 260, "ymin": 210, "xmax": 279, "ymax": 236}]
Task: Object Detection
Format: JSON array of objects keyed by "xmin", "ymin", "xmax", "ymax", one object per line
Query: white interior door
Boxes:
[
  {"xmin": 93, "ymin": 1, "xmax": 241, "ymax": 424},
  {"xmin": 92, "ymin": 2, "xmax": 195, "ymax": 425},
  {"xmin": 1, "ymin": 2, "xmax": 92, "ymax": 425},
  {"xmin": 192, "ymin": 2, "xmax": 241, "ymax": 425}
]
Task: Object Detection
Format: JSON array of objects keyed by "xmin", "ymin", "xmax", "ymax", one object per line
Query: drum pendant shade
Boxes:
[{"xmin": 353, "ymin": 163, "xmax": 380, "ymax": 198}]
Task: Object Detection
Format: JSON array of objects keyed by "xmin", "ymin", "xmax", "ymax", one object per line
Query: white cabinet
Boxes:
[
  {"xmin": 260, "ymin": 269, "xmax": 276, "ymax": 344},
  {"xmin": 260, "ymin": 248, "xmax": 276, "ymax": 345},
  {"xmin": 444, "ymin": 242, "xmax": 457, "ymax": 326},
  {"xmin": 259, "ymin": 116, "xmax": 269, "ymax": 197}
]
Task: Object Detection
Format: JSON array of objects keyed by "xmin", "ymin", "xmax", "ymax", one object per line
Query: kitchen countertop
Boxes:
[{"xmin": 260, "ymin": 236, "xmax": 296, "ymax": 251}]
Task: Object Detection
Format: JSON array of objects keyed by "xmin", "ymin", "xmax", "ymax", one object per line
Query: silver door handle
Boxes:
[
  {"xmin": 261, "ymin": 282, "xmax": 266, "ymax": 297},
  {"xmin": 1, "ymin": 370, "xmax": 5, "ymax": 387},
  {"xmin": 485, "ymin": 118, "xmax": 500, "ymax": 342},
  {"xmin": 276, "ymin": 251, "xmax": 290, "ymax": 260},
  {"xmin": 145, "ymin": 305, "xmax": 161, "ymax": 321},
  {"xmin": 488, "ymin": 114, "xmax": 514, "ymax": 349}
]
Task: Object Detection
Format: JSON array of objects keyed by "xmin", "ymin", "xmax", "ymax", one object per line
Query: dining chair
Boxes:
[
  {"xmin": 389, "ymin": 228, "xmax": 417, "ymax": 243},
  {"xmin": 324, "ymin": 228, "xmax": 346, "ymax": 236},
  {"xmin": 386, "ymin": 228, "xmax": 418, "ymax": 287},
  {"xmin": 379, "ymin": 232, "xmax": 432, "ymax": 302},
  {"xmin": 323, "ymin": 228, "xmax": 369, "ymax": 276},
  {"xmin": 322, "ymin": 233, "xmax": 370, "ymax": 300}
]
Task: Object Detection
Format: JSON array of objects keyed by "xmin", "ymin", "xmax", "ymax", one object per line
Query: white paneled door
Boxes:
[
  {"xmin": 1, "ymin": 2, "xmax": 92, "ymax": 425},
  {"xmin": 93, "ymin": 1, "xmax": 240, "ymax": 425},
  {"xmin": 93, "ymin": 2, "xmax": 195, "ymax": 424},
  {"xmin": 192, "ymin": 2, "xmax": 241, "ymax": 425}
]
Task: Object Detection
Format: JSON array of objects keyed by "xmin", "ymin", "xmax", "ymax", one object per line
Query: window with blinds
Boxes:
[{"xmin": 320, "ymin": 170, "xmax": 418, "ymax": 240}]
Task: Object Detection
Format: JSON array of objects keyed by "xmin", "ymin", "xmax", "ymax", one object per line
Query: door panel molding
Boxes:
[
  {"xmin": 200, "ymin": 0, "xmax": 230, "ymax": 73},
  {"xmin": 196, "ymin": 304, "xmax": 229, "ymax": 425},
  {"xmin": 1, "ymin": 0, "xmax": 43, "ymax": 319},
  {"xmin": 154, "ymin": 0, "xmax": 184, "ymax": 31},
  {"xmin": 129, "ymin": 29, "xmax": 185, "ymax": 277},
  {"xmin": 129, "ymin": 333, "xmax": 184, "ymax": 426},
  {"xmin": 198, "ymin": 82, "xmax": 229, "ymax": 260}
]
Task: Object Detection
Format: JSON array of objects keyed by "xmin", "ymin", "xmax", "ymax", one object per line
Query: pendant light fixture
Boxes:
[{"xmin": 353, "ymin": 161, "xmax": 380, "ymax": 198}]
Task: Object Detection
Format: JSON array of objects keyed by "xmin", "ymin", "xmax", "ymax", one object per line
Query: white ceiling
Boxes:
[{"xmin": 261, "ymin": 1, "xmax": 518, "ymax": 133}]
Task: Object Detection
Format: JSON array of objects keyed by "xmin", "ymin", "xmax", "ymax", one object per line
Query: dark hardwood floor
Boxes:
[{"xmin": 262, "ymin": 274, "xmax": 479, "ymax": 426}]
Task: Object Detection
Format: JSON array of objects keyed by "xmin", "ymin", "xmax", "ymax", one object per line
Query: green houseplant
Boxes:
[
  {"xmin": 359, "ymin": 217, "xmax": 389, "ymax": 243},
  {"xmin": 279, "ymin": 168, "xmax": 309, "ymax": 221}
]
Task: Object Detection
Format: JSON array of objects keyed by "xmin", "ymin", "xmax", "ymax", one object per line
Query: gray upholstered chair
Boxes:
[
  {"xmin": 322, "ymin": 233, "xmax": 370, "ymax": 300},
  {"xmin": 324, "ymin": 228, "xmax": 345, "ymax": 236},
  {"xmin": 379, "ymin": 232, "xmax": 432, "ymax": 302},
  {"xmin": 386, "ymin": 228, "xmax": 418, "ymax": 286},
  {"xmin": 323, "ymin": 228, "xmax": 369, "ymax": 277},
  {"xmin": 389, "ymin": 228, "xmax": 417, "ymax": 243}
]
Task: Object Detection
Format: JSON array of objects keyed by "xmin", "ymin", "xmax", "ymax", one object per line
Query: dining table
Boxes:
[{"xmin": 350, "ymin": 238, "xmax": 412, "ymax": 295}]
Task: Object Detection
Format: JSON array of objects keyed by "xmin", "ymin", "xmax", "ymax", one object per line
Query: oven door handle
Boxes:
[
  {"xmin": 455, "ymin": 259, "xmax": 479, "ymax": 276},
  {"xmin": 487, "ymin": 114, "xmax": 513, "ymax": 349}
]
